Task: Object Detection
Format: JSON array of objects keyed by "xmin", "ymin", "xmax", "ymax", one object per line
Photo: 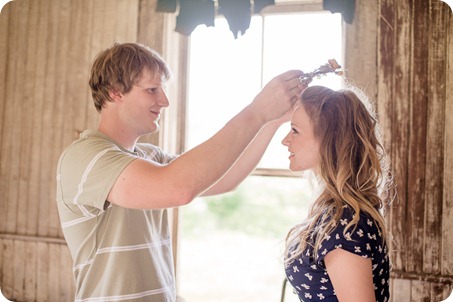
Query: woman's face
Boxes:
[{"xmin": 282, "ymin": 104, "xmax": 321, "ymax": 173}]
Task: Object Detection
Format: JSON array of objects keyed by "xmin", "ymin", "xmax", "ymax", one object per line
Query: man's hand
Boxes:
[
  {"xmin": 250, "ymin": 70, "xmax": 305, "ymax": 123},
  {"xmin": 266, "ymin": 80, "xmax": 308, "ymax": 128}
]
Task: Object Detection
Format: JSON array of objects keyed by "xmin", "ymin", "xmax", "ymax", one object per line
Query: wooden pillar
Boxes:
[{"xmin": 377, "ymin": 0, "xmax": 453, "ymax": 299}]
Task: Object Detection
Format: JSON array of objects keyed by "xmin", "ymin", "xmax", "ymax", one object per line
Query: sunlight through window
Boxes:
[{"xmin": 180, "ymin": 10, "xmax": 343, "ymax": 302}]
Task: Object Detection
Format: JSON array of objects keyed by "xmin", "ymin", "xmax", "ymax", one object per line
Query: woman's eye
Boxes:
[
  {"xmin": 148, "ymin": 88, "xmax": 158, "ymax": 93},
  {"xmin": 291, "ymin": 128, "xmax": 299, "ymax": 134}
]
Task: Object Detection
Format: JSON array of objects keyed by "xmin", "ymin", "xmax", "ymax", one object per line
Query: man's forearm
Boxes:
[
  {"xmin": 168, "ymin": 104, "xmax": 268, "ymax": 201},
  {"xmin": 200, "ymin": 119, "xmax": 283, "ymax": 196}
]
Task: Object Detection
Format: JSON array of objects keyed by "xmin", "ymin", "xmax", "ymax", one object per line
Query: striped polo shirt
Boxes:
[{"xmin": 56, "ymin": 130, "xmax": 177, "ymax": 302}]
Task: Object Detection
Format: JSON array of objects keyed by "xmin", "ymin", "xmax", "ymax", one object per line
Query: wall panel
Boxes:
[
  {"xmin": 378, "ymin": 0, "xmax": 453, "ymax": 300},
  {"xmin": 1, "ymin": 0, "xmax": 452, "ymax": 301},
  {"xmin": 443, "ymin": 0, "xmax": 453, "ymax": 278},
  {"xmin": 0, "ymin": 0, "xmax": 143, "ymax": 300},
  {"xmin": 424, "ymin": 0, "xmax": 449, "ymax": 275},
  {"xmin": 378, "ymin": 0, "xmax": 412, "ymax": 273}
]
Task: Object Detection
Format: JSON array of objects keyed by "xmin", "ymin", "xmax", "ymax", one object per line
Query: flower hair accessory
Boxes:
[{"xmin": 299, "ymin": 59, "xmax": 343, "ymax": 85}]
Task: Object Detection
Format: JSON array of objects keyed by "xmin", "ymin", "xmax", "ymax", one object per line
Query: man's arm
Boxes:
[
  {"xmin": 200, "ymin": 115, "xmax": 287, "ymax": 196},
  {"xmin": 202, "ymin": 82, "xmax": 307, "ymax": 196},
  {"xmin": 107, "ymin": 70, "xmax": 303, "ymax": 209}
]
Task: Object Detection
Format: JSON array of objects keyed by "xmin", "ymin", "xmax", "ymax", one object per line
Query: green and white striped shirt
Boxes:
[{"xmin": 56, "ymin": 130, "xmax": 177, "ymax": 302}]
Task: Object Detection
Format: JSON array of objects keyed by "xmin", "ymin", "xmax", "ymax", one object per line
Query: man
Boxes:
[{"xmin": 56, "ymin": 42, "xmax": 303, "ymax": 301}]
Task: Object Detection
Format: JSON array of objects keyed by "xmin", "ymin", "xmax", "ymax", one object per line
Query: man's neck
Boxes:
[{"xmin": 98, "ymin": 123, "xmax": 138, "ymax": 152}]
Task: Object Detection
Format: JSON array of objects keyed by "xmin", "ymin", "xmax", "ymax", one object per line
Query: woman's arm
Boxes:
[{"xmin": 324, "ymin": 248, "xmax": 376, "ymax": 302}]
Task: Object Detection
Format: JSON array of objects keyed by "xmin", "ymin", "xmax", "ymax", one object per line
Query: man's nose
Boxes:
[{"xmin": 159, "ymin": 90, "xmax": 170, "ymax": 107}]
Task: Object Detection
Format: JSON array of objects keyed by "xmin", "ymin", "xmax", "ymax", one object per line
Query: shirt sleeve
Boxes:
[
  {"xmin": 316, "ymin": 208, "xmax": 379, "ymax": 268},
  {"xmin": 138, "ymin": 143, "xmax": 178, "ymax": 165},
  {"xmin": 58, "ymin": 138, "xmax": 138, "ymax": 212}
]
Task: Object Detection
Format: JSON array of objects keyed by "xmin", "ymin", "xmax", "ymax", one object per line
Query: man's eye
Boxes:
[{"xmin": 148, "ymin": 88, "xmax": 158, "ymax": 93}]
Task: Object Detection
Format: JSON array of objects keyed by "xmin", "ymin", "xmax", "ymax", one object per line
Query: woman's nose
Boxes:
[{"xmin": 282, "ymin": 133, "xmax": 290, "ymax": 146}]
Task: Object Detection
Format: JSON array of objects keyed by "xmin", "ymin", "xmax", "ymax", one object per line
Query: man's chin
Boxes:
[{"xmin": 150, "ymin": 123, "xmax": 160, "ymax": 133}]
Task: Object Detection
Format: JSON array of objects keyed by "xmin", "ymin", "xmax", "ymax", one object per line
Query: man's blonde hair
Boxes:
[{"xmin": 89, "ymin": 43, "xmax": 171, "ymax": 112}]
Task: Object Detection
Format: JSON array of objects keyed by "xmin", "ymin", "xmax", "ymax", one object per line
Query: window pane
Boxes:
[
  {"xmin": 179, "ymin": 176, "xmax": 312, "ymax": 302},
  {"xmin": 181, "ymin": 11, "xmax": 342, "ymax": 302},
  {"xmin": 186, "ymin": 13, "xmax": 343, "ymax": 169},
  {"xmin": 262, "ymin": 12, "xmax": 343, "ymax": 82},
  {"xmin": 259, "ymin": 12, "xmax": 343, "ymax": 169},
  {"xmin": 186, "ymin": 17, "xmax": 263, "ymax": 147}
]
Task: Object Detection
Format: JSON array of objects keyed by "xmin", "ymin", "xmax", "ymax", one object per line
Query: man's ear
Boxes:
[{"xmin": 108, "ymin": 89, "xmax": 123, "ymax": 102}]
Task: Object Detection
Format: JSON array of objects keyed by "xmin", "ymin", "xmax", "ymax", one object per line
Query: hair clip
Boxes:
[{"xmin": 299, "ymin": 59, "xmax": 343, "ymax": 85}]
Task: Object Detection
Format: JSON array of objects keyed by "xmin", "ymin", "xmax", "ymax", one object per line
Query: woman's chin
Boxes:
[{"xmin": 289, "ymin": 165, "xmax": 302, "ymax": 172}]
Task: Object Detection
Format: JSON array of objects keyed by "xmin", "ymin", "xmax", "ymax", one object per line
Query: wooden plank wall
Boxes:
[
  {"xmin": 377, "ymin": 0, "xmax": 453, "ymax": 300},
  {"xmin": 0, "ymin": 0, "xmax": 148, "ymax": 300},
  {"xmin": 1, "ymin": 0, "xmax": 453, "ymax": 301}
]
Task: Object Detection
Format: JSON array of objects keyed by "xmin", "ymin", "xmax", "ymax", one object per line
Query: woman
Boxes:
[{"xmin": 282, "ymin": 85, "xmax": 392, "ymax": 302}]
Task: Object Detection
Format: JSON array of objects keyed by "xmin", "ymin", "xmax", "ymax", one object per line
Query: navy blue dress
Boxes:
[{"xmin": 285, "ymin": 206, "xmax": 390, "ymax": 302}]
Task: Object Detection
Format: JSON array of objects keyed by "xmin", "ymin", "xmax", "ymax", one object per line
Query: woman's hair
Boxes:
[
  {"xmin": 284, "ymin": 84, "xmax": 393, "ymax": 266},
  {"xmin": 89, "ymin": 43, "xmax": 171, "ymax": 112}
]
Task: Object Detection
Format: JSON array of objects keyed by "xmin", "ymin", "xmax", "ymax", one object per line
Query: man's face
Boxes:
[{"xmin": 119, "ymin": 68, "xmax": 169, "ymax": 135}]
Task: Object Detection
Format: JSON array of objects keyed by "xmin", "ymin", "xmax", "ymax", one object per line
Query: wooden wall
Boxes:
[
  {"xmin": 0, "ymin": 0, "xmax": 157, "ymax": 300},
  {"xmin": 377, "ymin": 0, "xmax": 453, "ymax": 300},
  {"xmin": 0, "ymin": 0, "xmax": 452, "ymax": 301}
]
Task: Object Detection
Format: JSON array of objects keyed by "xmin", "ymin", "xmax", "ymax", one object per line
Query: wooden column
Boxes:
[{"xmin": 377, "ymin": 0, "xmax": 453, "ymax": 300}]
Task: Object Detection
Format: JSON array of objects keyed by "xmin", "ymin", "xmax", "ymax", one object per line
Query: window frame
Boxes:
[{"xmin": 159, "ymin": 0, "xmax": 378, "ymax": 294}]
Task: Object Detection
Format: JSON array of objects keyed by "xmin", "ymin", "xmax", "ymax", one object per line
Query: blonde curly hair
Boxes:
[{"xmin": 284, "ymin": 84, "xmax": 393, "ymax": 266}]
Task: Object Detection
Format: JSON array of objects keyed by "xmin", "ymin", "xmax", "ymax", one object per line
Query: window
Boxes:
[{"xmin": 179, "ymin": 8, "xmax": 343, "ymax": 302}]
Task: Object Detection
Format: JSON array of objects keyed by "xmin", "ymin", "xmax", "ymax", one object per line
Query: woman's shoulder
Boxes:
[
  {"xmin": 319, "ymin": 205, "xmax": 384, "ymax": 254},
  {"xmin": 338, "ymin": 205, "xmax": 380, "ymax": 231}
]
